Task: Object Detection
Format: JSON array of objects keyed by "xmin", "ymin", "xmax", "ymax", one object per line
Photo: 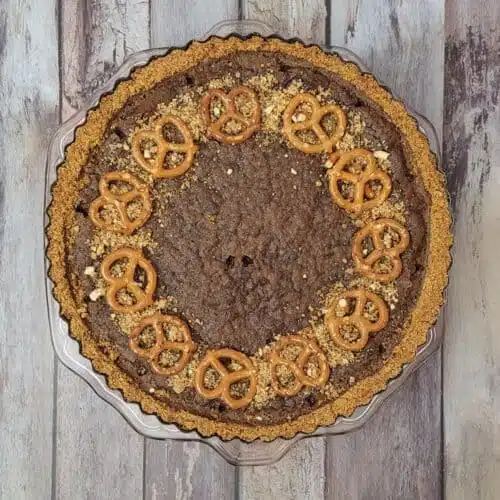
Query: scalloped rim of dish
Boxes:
[{"xmin": 45, "ymin": 33, "xmax": 452, "ymax": 443}]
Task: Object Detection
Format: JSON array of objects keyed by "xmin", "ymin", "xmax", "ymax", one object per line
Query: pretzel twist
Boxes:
[
  {"xmin": 195, "ymin": 348, "xmax": 257, "ymax": 409},
  {"xmin": 201, "ymin": 86, "xmax": 261, "ymax": 144},
  {"xmin": 282, "ymin": 93, "xmax": 346, "ymax": 153},
  {"xmin": 89, "ymin": 171, "xmax": 152, "ymax": 234},
  {"xmin": 270, "ymin": 335, "xmax": 330, "ymax": 396},
  {"xmin": 101, "ymin": 247, "xmax": 157, "ymax": 313},
  {"xmin": 130, "ymin": 314, "xmax": 196, "ymax": 376},
  {"xmin": 131, "ymin": 115, "xmax": 197, "ymax": 178},
  {"xmin": 328, "ymin": 148, "xmax": 392, "ymax": 213},
  {"xmin": 353, "ymin": 218, "xmax": 410, "ymax": 282},
  {"xmin": 325, "ymin": 289, "xmax": 389, "ymax": 351}
]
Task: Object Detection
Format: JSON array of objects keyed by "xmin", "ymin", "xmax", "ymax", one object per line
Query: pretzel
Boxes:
[
  {"xmin": 89, "ymin": 171, "xmax": 152, "ymax": 235},
  {"xmin": 129, "ymin": 314, "xmax": 196, "ymax": 376},
  {"xmin": 282, "ymin": 93, "xmax": 346, "ymax": 154},
  {"xmin": 270, "ymin": 335, "xmax": 330, "ymax": 396},
  {"xmin": 353, "ymin": 218, "xmax": 410, "ymax": 282},
  {"xmin": 194, "ymin": 348, "xmax": 257, "ymax": 409},
  {"xmin": 201, "ymin": 86, "xmax": 260, "ymax": 144},
  {"xmin": 325, "ymin": 289, "xmax": 389, "ymax": 351},
  {"xmin": 131, "ymin": 115, "xmax": 197, "ymax": 178},
  {"xmin": 328, "ymin": 148, "xmax": 392, "ymax": 213},
  {"xmin": 101, "ymin": 247, "xmax": 157, "ymax": 313}
]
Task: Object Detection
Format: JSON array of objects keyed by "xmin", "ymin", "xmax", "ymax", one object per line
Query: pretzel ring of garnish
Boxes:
[
  {"xmin": 131, "ymin": 115, "xmax": 197, "ymax": 179},
  {"xmin": 201, "ymin": 86, "xmax": 261, "ymax": 144},
  {"xmin": 270, "ymin": 335, "xmax": 330, "ymax": 397},
  {"xmin": 328, "ymin": 148, "xmax": 392, "ymax": 213},
  {"xmin": 282, "ymin": 93, "xmax": 346, "ymax": 154},
  {"xmin": 194, "ymin": 348, "xmax": 257, "ymax": 409},
  {"xmin": 325, "ymin": 289, "xmax": 389, "ymax": 352},
  {"xmin": 101, "ymin": 247, "xmax": 157, "ymax": 313},
  {"xmin": 353, "ymin": 218, "xmax": 410, "ymax": 282},
  {"xmin": 88, "ymin": 171, "xmax": 152, "ymax": 235},
  {"xmin": 129, "ymin": 314, "xmax": 196, "ymax": 376}
]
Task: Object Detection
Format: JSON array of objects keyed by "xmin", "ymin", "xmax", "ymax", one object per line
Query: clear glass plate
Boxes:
[{"xmin": 44, "ymin": 20, "xmax": 443, "ymax": 466}]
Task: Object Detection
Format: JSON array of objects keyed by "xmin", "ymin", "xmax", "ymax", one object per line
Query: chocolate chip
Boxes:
[
  {"xmin": 75, "ymin": 202, "xmax": 88, "ymax": 216},
  {"xmin": 111, "ymin": 127, "xmax": 127, "ymax": 140},
  {"xmin": 305, "ymin": 394, "xmax": 317, "ymax": 407},
  {"xmin": 241, "ymin": 255, "xmax": 253, "ymax": 267}
]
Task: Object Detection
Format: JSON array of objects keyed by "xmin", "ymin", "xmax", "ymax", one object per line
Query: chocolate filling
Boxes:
[{"xmin": 66, "ymin": 51, "xmax": 429, "ymax": 425}]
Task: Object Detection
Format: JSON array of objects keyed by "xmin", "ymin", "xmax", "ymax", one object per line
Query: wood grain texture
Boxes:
[
  {"xmin": 329, "ymin": 0, "xmax": 445, "ymax": 144},
  {"xmin": 150, "ymin": 0, "xmax": 238, "ymax": 47},
  {"xmin": 55, "ymin": 1, "xmax": 149, "ymax": 497},
  {"xmin": 443, "ymin": 0, "xmax": 500, "ymax": 498},
  {"xmin": 238, "ymin": 2, "xmax": 327, "ymax": 498},
  {"xmin": 144, "ymin": 4, "xmax": 239, "ymax": 499},
  {"xmin": 326, "ymin": 352, "xmax": 441, "ymax": 499},
  {"xmin": 0, "ymin": 1, "xmax": 58, "ymax": 498},
  {"xmin": 145, "ymin": 440, "xmax": 237, "ymax": 500},
  {"xmin": 243, "ymin": 0, "xmax": 327, "ymax": 42},
  {"xmin": 55, "ymin": 369, "xmax": 144, "ymax": 499},
  {"xmin": 326, "ymin": 1, "xmax": 444, "ymax": 498},
  {"xmin": 61, "ymin": 0, "xmax": 150, "ymax": 118}
]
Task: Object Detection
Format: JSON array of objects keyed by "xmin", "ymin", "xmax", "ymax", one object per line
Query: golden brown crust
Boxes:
[{"xmin": 46, "ymin": 35, "xmax": 452, "ymax": 442}]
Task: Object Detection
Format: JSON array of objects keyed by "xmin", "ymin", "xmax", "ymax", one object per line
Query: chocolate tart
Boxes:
[{"xmin": 47, "ymin": 36, "xmax": 452, "ymax": 441}]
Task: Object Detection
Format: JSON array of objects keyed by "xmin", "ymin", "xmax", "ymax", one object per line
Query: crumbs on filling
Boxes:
[{"xmin": 77, "ymin": 70, "xmax": 413, "ymax": 410}]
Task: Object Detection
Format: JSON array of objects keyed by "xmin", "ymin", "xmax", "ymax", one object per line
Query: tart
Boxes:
[{"xmin": 47, "ymin": 36, "xmax": 452, "ymax": 441}]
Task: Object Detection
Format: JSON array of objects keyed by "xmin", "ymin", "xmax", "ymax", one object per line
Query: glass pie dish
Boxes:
[{"xmin": 44, "ymin": 19, "xmax": 444, "ymax": 466}]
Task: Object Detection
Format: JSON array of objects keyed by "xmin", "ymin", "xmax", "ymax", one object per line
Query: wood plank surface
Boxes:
[
  {"xmin": 61, "ymin": 0, "xmax": 150, "ymax": 117},
  {"xmin": 0, "ymin": 1, "xmax": 58, "ymax": 498},
  {"xmin": 443, "ymin": 0, "xmax": 500, "ymax": 498},
  {"xmin": 326, "ymin": 1, "xmax": 444, "ymax": 498},
  {"xmin": 243, "ymin": 0, "xmax": 327, "ymax": 41},
  {"xmin": 144, "ymin": 3, "xmax": 240, "ymax": 500},
  {"xmin": 238, "ymin": 2, "xmax": 328, "ymax": 499},
  {"xmin": 150, "ymin": 0, "xmax": 238, "ymax": 47},
  {"xmin": 3, "ymin": 0, "xmax": 499, "ymax": 498},
  {"xmin": 55, "ymin": 1, "xmax": 149, "ymax": 498}
]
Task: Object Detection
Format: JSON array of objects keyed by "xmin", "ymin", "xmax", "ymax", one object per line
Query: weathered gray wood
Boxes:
[
  {"xmin": 55, "ymin": 1, "xmax": 149, "ymax": 497},
  {"xmin": 325, "ymin": 1, "xmax": 444, "ymax": 498},
  {"xmin": 329, "ymin": 0, "xmax": 444, "ymax": 145},
  {"xmin": 238, "ymin": 2, "xmax": 328, "ymax": 498},
  {"xmin": 145, "ymin": 440, "xmax": 237, "ymax": 500},
  {"xmin": 243, "ymin": 0, "xmax": 326, "ymax": 42},
  {"xmin": 326, "ymin": 352, "xmax": 441, "ymax": 499},
  {"xmin": 443, "ymin": 1, "xmax": 500, "ymax": 498},
  {"xmin": 150, "ymin": 0, "xmax": 239, "ymax": 47},
  {"xmin": 144, "ymin": 4, "xmax": 239, "ymax": 499},
  {"xmin": 61, "ymin": 0, "xmax": 150, "ymax": 118},
  {"xmin": 55, "ymin": 369, "xmax": 144, "ymax": 499},
  {"xmin": 0, "ymin": 1, "xmax": 58, "ymax": 498}
]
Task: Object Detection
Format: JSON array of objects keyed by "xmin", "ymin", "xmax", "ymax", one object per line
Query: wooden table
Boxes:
[{"xmin": 1, "ymin": 0, "xmax": 498, "ymax": 498}]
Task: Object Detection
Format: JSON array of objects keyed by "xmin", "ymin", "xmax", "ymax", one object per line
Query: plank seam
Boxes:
[{"xmin": 324, "ymin": 0, "xmax": 331, "ymax": 45}]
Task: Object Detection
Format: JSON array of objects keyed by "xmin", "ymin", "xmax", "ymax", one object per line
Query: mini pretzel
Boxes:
[
  {"xmin": 270, "ymin": 335, "xmax": 330, "ymax": 397},
  {"xmin": 89, "ymin": 171, "xmax": 152, "ymax": 235},
  {"xmin": 353, "ymin": 218, "xmax": 410, "ymax": 282},
  {"xmin": 328, "ymin": 148, "xmax": 392, "ymax": 213},
  {"xmin": 131, "ymin": 115, "xmax": 197, "ymax": 178},
  {"xmin": 129, "ymin": 314, "xmax": 196, "ymax": 376},
  {"xmin": 325, "ymin": 289, "xmax": 389, "ymax": 351},
  {"xmin": 201, "ymin": 86, "xmax": 261, "ymax": 144},
  {"xmin": 282, "ymin": 93, "xmax": 346, "ymax": 154},
  {"xmin": 194, "ymin": 348, "xmax": 257, "ymax": 409},
  {"xmin": 101, "ymin": 247, "xmax": 157, "ymax": 313}
]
